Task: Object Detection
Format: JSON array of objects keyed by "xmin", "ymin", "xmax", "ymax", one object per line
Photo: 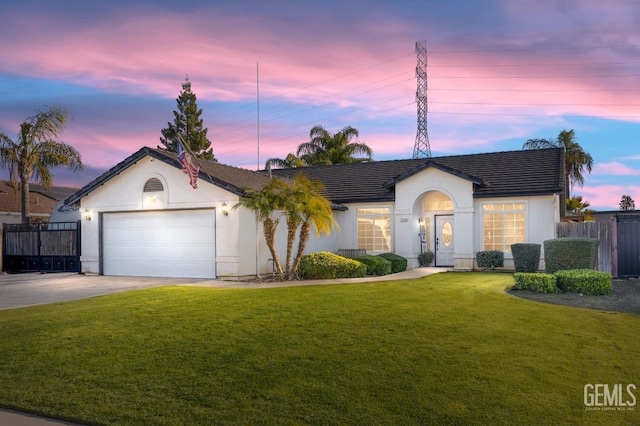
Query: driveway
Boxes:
[
  {"xmin": 0, "ymin": 273, "xmax": 224, "ymax": 310},
  {"xmin": 0, "ymin": 268, "xmax": 446, "ymax": 311}
]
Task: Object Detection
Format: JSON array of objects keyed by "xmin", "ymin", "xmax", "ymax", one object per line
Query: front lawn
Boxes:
[{"xmin": 0, "ymin": 272, "xmax": 638, "ymax": 425}]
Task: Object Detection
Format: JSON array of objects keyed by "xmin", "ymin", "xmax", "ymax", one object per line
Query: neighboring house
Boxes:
[
  {"xmin": 0, "ymin": 180, "xmax": 78, "ymax": 226},
  {"xmin": 66, "ymin": 146, "xmax": 565, "ymax": 279}
]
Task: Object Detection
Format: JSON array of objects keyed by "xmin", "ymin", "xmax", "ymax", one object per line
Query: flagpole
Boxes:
[{"xmin": 255, "ymin": 62, "xmax": 262, "ymax": 279}]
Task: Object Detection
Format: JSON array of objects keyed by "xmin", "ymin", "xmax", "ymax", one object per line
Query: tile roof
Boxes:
[
  {"xmin": 270, "ymin": 148, "xmax": 565, "ymax": 204},
  {"xmin": 65, "ymin": 147, "xmax": 273, "ymax": 204},
  {"xmin": 0, "ymin": 181, "xmax": 59, "ymax": 215}
]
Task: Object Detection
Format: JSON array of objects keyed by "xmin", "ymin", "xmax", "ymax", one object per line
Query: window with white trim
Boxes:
[
  {"xmin": 482, "ymin": 203, "xmax": 525, "ymax": 251},
  {"xmin": 357, "ymin": 207, "xmax": 392, "ymax": 252}
]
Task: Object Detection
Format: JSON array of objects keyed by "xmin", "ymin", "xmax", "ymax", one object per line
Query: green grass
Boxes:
[{"xmin": 0, "ymin": 272, "xmax": 638, "ymax": 425}]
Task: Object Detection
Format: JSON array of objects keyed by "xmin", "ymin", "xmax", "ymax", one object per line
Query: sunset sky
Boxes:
[{"xmin": 1, "ymin": 0, "xmax": 639, "ymax": 210}]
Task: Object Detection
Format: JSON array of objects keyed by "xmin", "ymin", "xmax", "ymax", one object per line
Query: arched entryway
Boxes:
[{"xmin": 416, "ymin": 191, "xmax": 455, "ymax": 267}]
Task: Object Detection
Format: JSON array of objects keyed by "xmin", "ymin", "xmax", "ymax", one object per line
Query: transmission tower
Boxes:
[{"xmin": 413, "ymin": 40, "xmax": 431, "ymax": 158}]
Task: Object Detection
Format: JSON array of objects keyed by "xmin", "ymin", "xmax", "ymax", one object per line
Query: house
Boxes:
[
  {"xmin": 65, "ymin": 146, "xmax": 565, "ymax": 279},
  {"xmin": 0, "ymin": 180, "xmax": 79, "ymax": 226}
]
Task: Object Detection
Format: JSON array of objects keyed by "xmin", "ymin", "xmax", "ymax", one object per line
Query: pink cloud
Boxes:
[
  {"xmin": 579, "ymin": 185, "xmax": 640, "ymax": 210},
  {"xmin": 593, "ymin": 162, "xmax": 640, "ymax": 176}
]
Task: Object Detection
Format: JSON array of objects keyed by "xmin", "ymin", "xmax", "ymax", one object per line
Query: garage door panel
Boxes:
[{"xmin": 103, "ymin": 209, "xmax": 216, "ymax": 279}]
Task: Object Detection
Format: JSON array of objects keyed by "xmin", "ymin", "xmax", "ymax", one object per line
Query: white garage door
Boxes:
[{"xmin": 103, "ymin": 209, "xmax": 216, "ymax": 278}]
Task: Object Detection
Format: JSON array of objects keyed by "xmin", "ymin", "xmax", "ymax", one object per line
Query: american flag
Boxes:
[{"xmin": 177, "ymin": 140, "xmax": 200, "ymax": 189}]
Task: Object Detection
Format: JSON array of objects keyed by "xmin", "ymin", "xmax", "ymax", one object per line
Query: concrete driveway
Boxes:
[
  {"xmin": 0, "ymin": 273, "xmax": 226, "ymax": 310},
  {"xmin": 0, "ymin": 268, "xmax": 446, "ymax": 311}
]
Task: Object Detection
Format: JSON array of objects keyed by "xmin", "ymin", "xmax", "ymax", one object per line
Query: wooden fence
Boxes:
[{"xmin": 556, "ymin": 220, "xmax": 615, "ymax": 276}]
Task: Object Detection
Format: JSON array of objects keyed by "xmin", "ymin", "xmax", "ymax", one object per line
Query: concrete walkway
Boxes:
[{"xmin": 0, "ymin": 267, "xmax": 450, "ymax": 424}]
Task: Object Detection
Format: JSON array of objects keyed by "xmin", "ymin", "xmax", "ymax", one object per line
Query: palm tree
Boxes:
[
  {"xmin": 233, "ymin": 178, "xmax": 287, "ymax": 278},
  {"xmin": 566, "ymin": 195, "xmax": 590, "ymax": 214},
  {"xmin": 296, "ymin": 125, "xmax": 373, "ymax": 166},
  {"xmin": 0, "ymin": 106, "xmax": 82, "ymax": 224},
  {"xmin": 264, "ymin": 153, "xmax": 307, "ymax": 171},
  {"xmin": 290, "ymin": 175, "xmax": 337, "ymax": 279},
  {"xmin": 522, "ymin": 129, "xmax": 593, "ymax": 198}
]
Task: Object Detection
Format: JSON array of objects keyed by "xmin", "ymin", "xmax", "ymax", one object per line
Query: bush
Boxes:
[
  {"xmin": 476, "ymin": 250, "xmax": 504, "ymax": 270},
  {"xmin": 418, "ymin": 251, "xmax": 434, "ymax": 267},
  {"xmin": 544, "ymin": 238, "xmax": 599, "ymax": 274},
  {"xmin": 356, "ymin": 255, "xmax": 392, "ymax": 276},
  {"xmin": 299, "ymin": 252, "xmax": 367, "ymax": 280},
  {"xmin": 554, "ymin": 269, "xmax": 612, "ymax": 295},
  {"xmin": 513, "ymin": 272, "xmax": 557, "ymax": 293},
  {"xmin": 377, "ymin": 253, "xmax": 407, "ymax": 273},
  {"xmin": 511, "ymin": 243, "xmax": 541, "ymax": 272}
]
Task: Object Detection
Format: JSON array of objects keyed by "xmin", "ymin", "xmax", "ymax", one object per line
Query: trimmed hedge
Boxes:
[
  {"xmin": 299, "ymin": 252, "xmax": 367, "ymax": 280},
  {"xmin": 476, "ymin": 250, "xmax": 504, "ymax": 270},
  {"xmin": 377, "ymin": 253, "xmax": 408, "ymax": 273},
  {"xmin": 511, "ymin": 243, "xmax": 541, "ymax": 272},
  {"xmin": 356, "ymin": 255, "xmax": 392, "ymax": 276},
  {"xmin": 513, "ymin": 272, "xmax": 557, "ymax": 293},
  {"xmin": 544, "ymin": 238, "xmax": 599, "ymax": 274},
  {"xmin": 554, "ymin": 269, "xmax": 612, "ymax": 295}
]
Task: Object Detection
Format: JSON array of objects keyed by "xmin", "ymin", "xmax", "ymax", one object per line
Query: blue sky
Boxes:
[{"xmin": 0, "ymin": 0, "xmax": 639, "ymax": 210}]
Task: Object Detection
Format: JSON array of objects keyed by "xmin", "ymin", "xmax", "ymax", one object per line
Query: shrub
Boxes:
[
  {"xmin": 377, "ymin": 253, "xmax": 407, "ymax": 273},
  {"xmin": 511, "ymin": 243, "xmax": 541, "ymax": 272},
  {"xmin": 356, "ymin": 255, "xmax": 392, "ymax": 276},
  {"xmin": 554, "ymin": 269, "xmax": 612, "ymax": 295},
  {"xmin": 513, "ymin": 273, "xmax": 557, "ymax": 293},
  {"xmin": 299, "ymin": 252, "xmax": 367, "ymax": 280},
  {"xmin": 544, "ymin": 238, "xmax": 599, "ymax": 274},
  {"xmin": 418, "ymin": 251, "xmax": 434, "ymax": 267},
  {"xmin": 476, "ymin": 250, "xmax": 504, "ymax": 270}
]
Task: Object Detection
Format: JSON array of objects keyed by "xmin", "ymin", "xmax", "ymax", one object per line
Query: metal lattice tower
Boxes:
[{"xmin": 413, "ymin": 40, "xmax": 431, "ymax": 158}]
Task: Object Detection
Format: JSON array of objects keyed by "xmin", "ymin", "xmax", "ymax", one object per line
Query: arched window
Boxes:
[{"xmin": 143, "ymin": 178, "xmax": 164, "ymax": 192}]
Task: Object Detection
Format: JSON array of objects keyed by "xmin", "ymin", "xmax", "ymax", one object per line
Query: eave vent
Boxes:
[{"xmin": 143, "ymin": 178, "xmax": 164, "ymax": 192}]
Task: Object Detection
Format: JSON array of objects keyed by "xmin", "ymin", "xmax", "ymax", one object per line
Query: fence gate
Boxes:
[
  {"xmin": 617, "ymin": 215, "xmax": 640, "ymax": 278},
  {"xmin": 2, "ymin": 222, "xmax": 80, "ymax": 273}
]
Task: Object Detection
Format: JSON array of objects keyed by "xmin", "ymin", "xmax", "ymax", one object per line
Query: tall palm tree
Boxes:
[
  {"xmin": 0, "ymin": 106, "xmax": 82, "ymax": 224},
  {"xmin": 264, "ymin": 153, "xmax": 307, "ymax": 171},
  {"xmin": 522, "ymin": 129, "xmax": 593, "ymax": 198},
  {"xmin": 296, "ymin": 125, "xmax": 373, "ymax": 166},
  {"xmin": 233, "ymin": 178, "xmax": 287, "ymax": 278}
]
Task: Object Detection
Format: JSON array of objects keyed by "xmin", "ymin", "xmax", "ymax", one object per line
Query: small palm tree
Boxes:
[
  {"xmin": 522, "ymin": 129, "xmax": 593, "ymax": 199},
  {"xmin": 566, "ymin": 195, "xmax": 591, "ymax": 215},
  {"xmin": 296, "ymin": 125, "xmax": 373, "ymax": 166},
  {"xmin": 233, "ymin": 178, "xmax": 287, "ymax": 278},
  {"xmin": 290, "ymin": 176, "xmax": 337, "ymax": 279},
  {"xmin": 0, "ymin": 106, "xmax": 82, "ymax": 223}
]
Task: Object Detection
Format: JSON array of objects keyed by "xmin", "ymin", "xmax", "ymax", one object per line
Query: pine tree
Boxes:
[{"xmin": 159, "ymin": 77, "xmax": 216, "ymax": 161}]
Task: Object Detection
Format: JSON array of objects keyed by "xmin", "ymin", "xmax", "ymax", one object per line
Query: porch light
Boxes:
[
  {"xmin": 418, "ymin": 217, "xmax": 424, "ymax": 225},
  {"xmin": 221, "ymin": 202, "xmax": 229, "ymax": 216},
  {"xmin": 83, "ymin": 209, "xmax": 91, "ymax": 221}
]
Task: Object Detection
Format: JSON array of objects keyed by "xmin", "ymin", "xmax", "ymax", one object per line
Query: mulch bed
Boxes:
[{"xmin": 509, "ymin": 279, "xmax": 640, "ymax": 315}]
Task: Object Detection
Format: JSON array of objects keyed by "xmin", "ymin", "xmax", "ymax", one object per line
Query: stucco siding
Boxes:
[{"xmin": 79, "ymin": 157, "xmax": 265, "ymax": 278}]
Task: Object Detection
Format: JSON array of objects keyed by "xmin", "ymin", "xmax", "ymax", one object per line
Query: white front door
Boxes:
[{"xmin": 435, "ymin": 215, "xmax": 454, "ymax": 267}]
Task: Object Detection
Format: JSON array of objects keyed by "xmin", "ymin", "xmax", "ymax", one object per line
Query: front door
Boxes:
[{"xmin": 435, "ymin": 215, "xmax": 454, "ymax": 267}]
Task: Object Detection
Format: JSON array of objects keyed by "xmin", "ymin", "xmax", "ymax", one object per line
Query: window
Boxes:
[
  {"xmin": 357, "ymin": 207, "xmax": 391, "ymax": 252},
  {"xmin": 482, "ymin": 203, "xmax": 525, "ymax": 251}
]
